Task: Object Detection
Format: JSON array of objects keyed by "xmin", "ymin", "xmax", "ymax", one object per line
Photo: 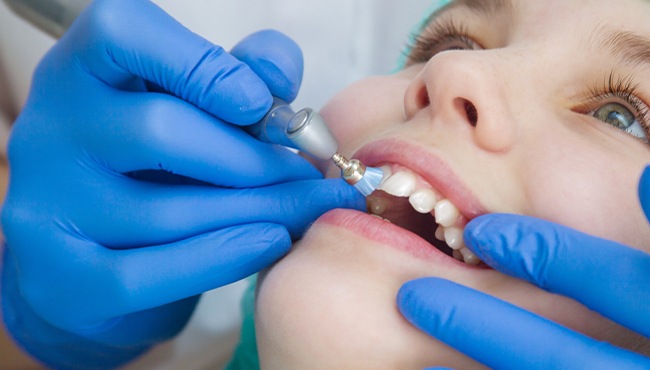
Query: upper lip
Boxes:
[{"xmin": 352, "ymin": 138, "xmax": 487, "ymax": 219}]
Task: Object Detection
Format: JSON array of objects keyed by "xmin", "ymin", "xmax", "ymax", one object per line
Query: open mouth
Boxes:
[{"xmin": 366, "ymin": 164, "xmax": 483, "ymax": 265}]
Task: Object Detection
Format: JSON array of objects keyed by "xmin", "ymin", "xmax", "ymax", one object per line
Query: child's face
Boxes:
[{"xmin": 256, "ymin": 0, "xmax": 650, "ymax": 368}]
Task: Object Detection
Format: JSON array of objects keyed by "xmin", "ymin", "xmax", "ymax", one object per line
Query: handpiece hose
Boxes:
[{"xmin": 3, "ymin": 0, "xmax": 91, "ymax": 38}]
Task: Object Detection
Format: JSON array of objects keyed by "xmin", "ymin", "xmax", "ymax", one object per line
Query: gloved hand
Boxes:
[
  {"xmin": 397, "ymin": 166, "xmax": 650, "ymax": 370},
  {"xmin": 1, "ymin": 0, "xmax": 364, "ymax": 368}
]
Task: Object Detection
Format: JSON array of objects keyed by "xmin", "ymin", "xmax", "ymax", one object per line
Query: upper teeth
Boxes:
[
  {"xmin": 408, "ymin": 189, "xmax": 438, "ymax": 214},
  {"xmin": 434, "ymin": 199, "xmax": 460, "ymax": 227},
  {"xmin": 371, "ymin": 165, "xmax": 482, "ymax": 265},
  {"xmin": 380, "ymin": 171, "xmax": 417, "ymax": 197}
]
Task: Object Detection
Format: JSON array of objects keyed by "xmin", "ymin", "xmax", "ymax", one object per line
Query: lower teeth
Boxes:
[
  {"xmin": 434, "ymin": 226, "xmax": 445, "ymax": 241},
  {"xmin": 459, "ymin": 247, "xmax": 481, "ymax": 265},
  {"xmin": 370, "ymin": 214, "xmax": 391, "ymax": 222}
]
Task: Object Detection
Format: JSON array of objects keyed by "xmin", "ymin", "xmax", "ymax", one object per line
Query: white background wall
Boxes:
[{"xmin": 0, "ymin": 1, "xmax": 433, "ymax": 368}]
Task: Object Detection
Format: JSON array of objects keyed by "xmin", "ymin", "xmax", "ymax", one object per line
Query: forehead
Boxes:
[{"xmin": 436, "ymin": 0, "xmax": 650, "ymax": 36}]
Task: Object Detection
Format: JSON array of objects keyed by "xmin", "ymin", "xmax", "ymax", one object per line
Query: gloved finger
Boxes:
[
  {"xmin": 76, "ymin": 178, "xmax": 365, "ymax": 248},
  {"xmin": 141, "ymin": 27, "xmax": 304, "ymax": 102},
  {"xmin": 464, "ymin": 214, "xmax": 650, "ymax": 337},
  {"xmin": 230, "ymin": 29, "xmax": 303, "ymax": 103},
  {"xmin": 141, "ymin": 30, "xmax": 303, "ymax": 104},
  {"xmin": 94, "ymin": 223, "xmax": 291, "ymax": 327},
  {"xmin": 70, "ymin": 0, "xmax": 271, "ymax": 124},
  {"xmin": 83, "ymin": 296, "xmax": 201, "ymax": 347},
  {"xmin": 84, "ymin": 94, "xmax": 321, "ymax": 187},
  {"xmin": 26, "ymin": 223, "xmax": 291, "ymax": 330},
  {"xmin": 398, "ymin": 278, "xmax": 650, "ymax": 370},
  {"xmin": 639, "ymin": 165, "xmax": 650, "ymax": 222},
  {"xmin": 1, "ymin": 255, "xmax": 156, "ymax": 367}
]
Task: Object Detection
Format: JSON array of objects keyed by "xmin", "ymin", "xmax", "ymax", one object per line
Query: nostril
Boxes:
[
  {"xmin": 463, "ymin": 99, "xmax": 478, "ymax": 127},
  {"xmin": 417, "ymin": 86, "xmax": 430, "ymax": 109},
  {"xmin": 404, "ymin": 83, "xmax": 431, "ymax": 119}
]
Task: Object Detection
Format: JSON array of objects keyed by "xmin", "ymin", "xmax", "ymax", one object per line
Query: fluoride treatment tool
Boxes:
[
  {"xmin": 247, "ymin": 98, "xmax": 384, "ymax": 196},
  {"xmin": 5, "ymin": 0, "xmax": 384, "ymax": 196}
]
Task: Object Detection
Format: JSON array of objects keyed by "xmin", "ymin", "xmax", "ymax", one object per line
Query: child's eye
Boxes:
[
  {"xmin": 591, "ymin": 102, "xmax": 648, "ymax": 142},
  {"xmin": 582, "ymin": 73, "xmax": 650, "ymax": 144}
]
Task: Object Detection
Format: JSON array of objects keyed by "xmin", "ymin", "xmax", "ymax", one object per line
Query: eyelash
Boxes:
[
  {"xmin": 406, "ymin": 18, "xmax": 478, "ymax": 65},
  {"xmin": 578, "ymin": 73, "xmax": 650, "ymax": 139}
]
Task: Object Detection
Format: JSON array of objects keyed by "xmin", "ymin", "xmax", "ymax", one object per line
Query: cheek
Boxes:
[
  {"xmin": 320, "ymin": 91, "xmax": 365, "ymax": 144},
  {"xmin": 520, "ymin": 133, "xmax": 650, "ymax": 249},
  {"xmin": 320, "ymin": 77, "xmax": 408, "ymax": 154}
]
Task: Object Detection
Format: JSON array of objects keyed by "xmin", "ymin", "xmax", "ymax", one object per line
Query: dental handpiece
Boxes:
[{"xmin": 247, "ymin": 99, "xmax": 384, "ymax": 196}]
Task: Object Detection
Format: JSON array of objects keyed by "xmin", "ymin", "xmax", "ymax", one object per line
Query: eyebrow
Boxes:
[
  {"xmin": 426, "ymin": 0, "xmax": 514, "ymax": 24},
  {"xmin": 417, "ymin": 0, "xmax": 515, "ymax": 41},
  {"xmin": 451, "ymin": 0, "xmax": 514, "ymax": 16},
  {"xmin": 596, "ymin": 27, "xmax": 650, "ymax": 69}
]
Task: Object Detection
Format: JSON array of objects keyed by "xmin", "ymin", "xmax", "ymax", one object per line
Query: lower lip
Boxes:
[{"xmin": 318, "ymin": 209, "xmax": 486, "ymax": 269}]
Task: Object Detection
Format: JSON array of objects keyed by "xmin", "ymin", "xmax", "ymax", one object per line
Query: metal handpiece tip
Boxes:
[{"xmin": 332, "ymin": 153, "xmax": 384, "ymax": 196}]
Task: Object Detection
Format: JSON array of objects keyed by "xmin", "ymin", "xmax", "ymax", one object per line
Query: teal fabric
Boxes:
[{"xmin": 224, "ymin": 275, "xmax": 260, "ymax": 370}]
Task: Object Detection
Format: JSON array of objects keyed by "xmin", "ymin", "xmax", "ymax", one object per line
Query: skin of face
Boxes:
[{"xmin": 255, "ymin": 0, "xmax": 650, "ymax": 368}]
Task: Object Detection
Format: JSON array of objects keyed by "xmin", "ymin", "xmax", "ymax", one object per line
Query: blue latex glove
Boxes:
[
  {"xmin": 1, "ymin": 0, "xmax": 364, "ymax": 368},
  {"xmin": 398, "ymin": 166, "xmax": 650, "ymax": 370}
]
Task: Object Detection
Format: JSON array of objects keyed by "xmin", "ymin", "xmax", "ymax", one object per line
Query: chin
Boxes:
[
  {"xmin": 254, "ymin": 209, "xmax": 629, "ymax": 369},
  {"xmin": 255, "ymin": 218, "xmax": 484, "ymax": 369}
]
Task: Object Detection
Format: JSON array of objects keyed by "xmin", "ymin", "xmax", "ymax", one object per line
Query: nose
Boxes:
[{"xmin": 403, "ymin": 51, "xmax": 517, "ymax": 153}]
